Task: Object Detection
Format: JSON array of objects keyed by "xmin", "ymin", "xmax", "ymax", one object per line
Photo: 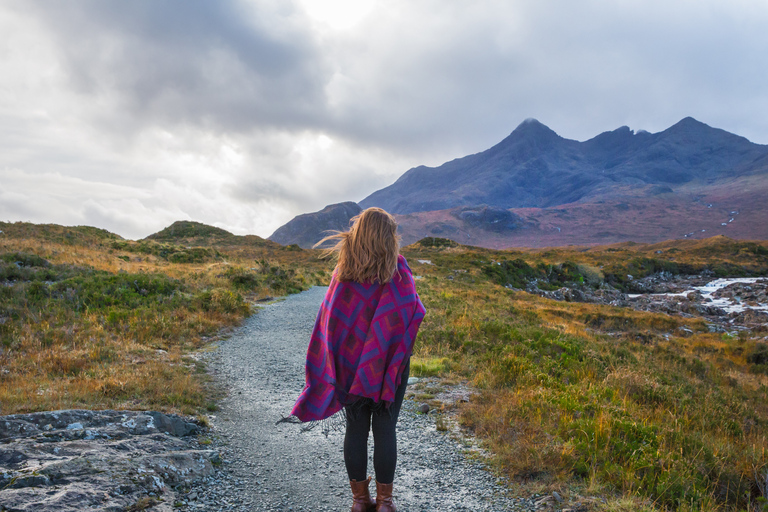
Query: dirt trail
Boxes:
[{"xmin": 203, "ymin": 286, "xmax": 529, "ymax": 511}]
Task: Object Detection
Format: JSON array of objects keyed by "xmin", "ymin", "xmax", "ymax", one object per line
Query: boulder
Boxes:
[
  {"xmin": 452, "ymin": 205, "xmax": 524, "ymax": 233},
  {"xmin": 0, "ymin": 410, "xmax": 217, "ymax": 511}
]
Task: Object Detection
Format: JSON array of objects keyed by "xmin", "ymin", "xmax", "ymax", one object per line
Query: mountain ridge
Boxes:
[
  {"xmin": 268, "ymin": 201, "xmax": 362, "ymax": 248},
  {"xmin": 267, "ymin": 117, "xmax": 768, "ymax": 248},
  {"xmin": 359, "ymin": 117, "xmax": 768, "ymax": 215}
]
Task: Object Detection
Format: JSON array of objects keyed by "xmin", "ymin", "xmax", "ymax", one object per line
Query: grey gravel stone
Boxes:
[
  {"xmin": 192, "ymin": 286, "xmax": 529, "ymax": 511},
  {"xmin": 0, "ymin": 287, "xmax": 539, "ymax": 511},
  {"xmin": 0, "ymin": 410, "xmax": 216, "ymax": 511}
]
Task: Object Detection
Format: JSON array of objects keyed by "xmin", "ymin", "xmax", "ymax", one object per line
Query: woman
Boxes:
[{"xmin": 288, "ymin": 207, "xmax": 426, "ymax": 512}]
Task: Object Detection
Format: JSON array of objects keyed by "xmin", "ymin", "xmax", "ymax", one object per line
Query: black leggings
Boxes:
[{"xmin": 343, "ymin": 361, "xmax": 410, "ymax": 484}]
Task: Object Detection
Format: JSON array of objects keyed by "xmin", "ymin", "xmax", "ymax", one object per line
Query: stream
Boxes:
[{"xmin": 628, "ymin": 277, "xmax": 768, "ymax": 315}]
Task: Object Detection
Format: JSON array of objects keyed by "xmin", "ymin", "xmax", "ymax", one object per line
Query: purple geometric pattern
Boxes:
[{"xmin": 290, "ymin": 255, "xmax": 426, "ymax": 422}]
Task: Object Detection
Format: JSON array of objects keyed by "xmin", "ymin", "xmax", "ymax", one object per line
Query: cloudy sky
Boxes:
[{"xmin": 2, "ymin": 0, "xmax": 767, "ymax": 239}]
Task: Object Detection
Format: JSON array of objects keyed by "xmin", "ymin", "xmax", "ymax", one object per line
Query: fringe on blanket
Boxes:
[
  {"xmin": 276, "ymin": 409, "xmax": 347, "ymax": 436},
  {"xmin": 276, "ymin": 397, "xmax": 395, "ymax": 436}
]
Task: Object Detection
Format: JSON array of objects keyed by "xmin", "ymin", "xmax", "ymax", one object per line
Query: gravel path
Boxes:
[{"xmin": 189, "ymin": 286, "xmax": 537, "ymax": 512}]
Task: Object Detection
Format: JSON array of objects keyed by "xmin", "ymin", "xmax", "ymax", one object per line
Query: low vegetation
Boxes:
[
  {"xmin": 2, "ymin": 222, "xmax": 767, "ymax": 511},
  {"xmin": 403, "ymin": 237, "xmax": 768, "ymax": 512},
  {"xmin": 0, "ymin": 221, "xmax": 329, "ymax": 415}
]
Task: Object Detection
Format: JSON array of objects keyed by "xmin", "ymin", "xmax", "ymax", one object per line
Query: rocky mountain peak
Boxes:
[
  {"xmin": 670, "ymin": 116, "xmax": 708, "ymax": 130},
  {"xmin": 660, "ymin": 116, "xmax": 752, "ymax": 144},
  {"xmin": 662, "ymin": 117, "xmax": 715, "ymax": 138},
  {"xmin": 503, "ymin": 118, "xmax": 561, "ymax": 143}
]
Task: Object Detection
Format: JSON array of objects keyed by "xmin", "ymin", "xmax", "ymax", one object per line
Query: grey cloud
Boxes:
[
  {"xmin": 229, "ymin": 179, "xmax": 307, "ymax": 204},
  {"xmin": 19, "ymin": 0, "xmax": 330, "ymax": 134},
  {"xmin": 15, "ymin": 0, "xmax": 768, "ymax": 154},
  {"xmin": 80, "ymin": 199, "xmax": 156, "ymax": 239},
  {"xmin": 320, "ymin": 1, "xmax": 768, "ymax": 153},
  {"xmin": 0, "ymin": 190, "xmax": 39, "ymax": 221}
]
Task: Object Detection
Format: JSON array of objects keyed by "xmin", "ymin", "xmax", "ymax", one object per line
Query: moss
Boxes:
[{"xmin": 411, "ymin": 357, "xmax": 449, "ymax": 377}]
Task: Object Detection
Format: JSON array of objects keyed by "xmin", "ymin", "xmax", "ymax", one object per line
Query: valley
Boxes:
[
  {"xmin": 394, "ymin": 180, "xmax": 768, "ymax": 248},
  {"xmin": 1, "ymin": 221, "xmax": 767, "ymax": 511}
]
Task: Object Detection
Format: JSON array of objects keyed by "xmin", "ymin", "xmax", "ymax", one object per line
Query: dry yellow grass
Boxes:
[
  {"xmin": 402, "ymin": 239, "xmax": 768, "ymax": 511},
  {"xmin": 0, "ymin": 225, "xmax": 331, "ymax": 415}
]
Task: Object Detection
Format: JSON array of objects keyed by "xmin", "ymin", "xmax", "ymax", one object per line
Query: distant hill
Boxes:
[
  {"xmin": 0, "ymin": 221, "xmax": 123, "ymax": 246},
  {"xmin": 144, "ymin": 220, "xmax": 276, "ymax": 248},
  {"xmin": 268, "ymin": 202, "xmax": 362, "ymax": 249},
  {"xmin": 146, "ymin": 221, "xmax": 233, "ymax": 241}
]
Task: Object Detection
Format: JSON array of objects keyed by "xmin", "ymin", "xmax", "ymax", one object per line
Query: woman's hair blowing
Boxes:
[{"xmin": 315, "ymin": 207, "xmax": 400, "ymax": 283}]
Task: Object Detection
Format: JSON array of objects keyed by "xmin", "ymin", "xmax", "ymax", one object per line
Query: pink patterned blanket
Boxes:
[{"xmin": 290, "ymin": 254, "xmax": 426, "ymax": 423}]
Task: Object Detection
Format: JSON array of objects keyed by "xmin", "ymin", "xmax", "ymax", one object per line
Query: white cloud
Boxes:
[{"xmin": 298, "ymin": 0, "xmax": 375, "ymax": 30}]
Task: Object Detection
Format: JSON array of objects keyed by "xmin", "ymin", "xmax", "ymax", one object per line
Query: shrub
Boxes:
[
  {"xmin": 747, "ymin": 343, "xmax": 768, "ymax": 366},
  {"xmin": 543, "ymin": 261, "xmax": 583, "ymax": 287},
  {"xmin": 0, "ymin": 252, "xmax": 50, "ymax": 268},
  {"xmin": 710, "ymin": 262, "xmax": 750, "ymax": 277},
  {"xmin": 604, "ymin": 257, "xmax": 701, "ymax": 290},
  {"xmin": 50, "ymin": 273, "xmax": 182, "ymax": 310},
  {"xmin": 415, "ymin": 237, "xmax": 459, "ymax": 248},
  {"xmin": 576, "ymin": 263, "xmax": 604, "ymax": 286},
  {"xmin": 225, "ymin": 267, "xmax": 259, "ymax": 289},
  {"xmin": 211, "ymin": 289, "xmax": 248, "ymax": 314},
  {"xmin": 111, "ymin": 240, "xmax": 214, "ymax": 263},
  {"xmin": 195, "ymin": 289, "xmax": 248, "ymax": 314},
  {"xmin": 484, "ymin": 259, "xmax": 538, "ymax": 289},
  {"xmin": 168, "ymin": 248, "xmax": 212, "ymax": 264}
]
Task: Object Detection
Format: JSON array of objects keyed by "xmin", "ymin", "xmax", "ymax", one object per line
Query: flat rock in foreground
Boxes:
[{"xmin": 0, "ymin": 409, "xmax": 218, "ymax": 512}]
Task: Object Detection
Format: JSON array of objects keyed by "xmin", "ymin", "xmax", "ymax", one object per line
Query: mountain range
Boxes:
[{"xmin": 270, "ymin": 117, "xmax": 768, "ymax": 248}]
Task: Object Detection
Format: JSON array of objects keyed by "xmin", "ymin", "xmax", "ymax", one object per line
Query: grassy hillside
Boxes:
[
  {"xmin": 401, "ymin": 237, "xmax": 768, "ymax": 512},
  {"xmin": 0, "ymin": 221, "xmax": 330, "ymax": 415},
  {"xmin": 143, "ymin": 220, "xmax": 280, "ymax": 249},
  {"xmin": 0, "ymin": 221, "xmax": 123, "ymax": 245},
  {"xmin": 2, "ymin": 222, "xmax": 767, "ymax": 511}
]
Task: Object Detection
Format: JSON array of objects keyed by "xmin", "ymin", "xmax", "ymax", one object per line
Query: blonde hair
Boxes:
[{"xmin": 315, "ymin": 207, "xmax": 400, "ymax": 283}]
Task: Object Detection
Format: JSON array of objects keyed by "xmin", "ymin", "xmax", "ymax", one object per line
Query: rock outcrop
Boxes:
[
  {"xmin": 452, "ymin": 205, "xmax": 524, "ymax": 232},
  {"xmin": 268, "ymin": 202, "xmax": 362, "ymax": 249},
  {"xmin": 0, "ymin": 410, "xmax": 218, "ymax": 511},
  {"xmin": 527, "ymin": 276, "xmax": 768, "ymax": 333}
]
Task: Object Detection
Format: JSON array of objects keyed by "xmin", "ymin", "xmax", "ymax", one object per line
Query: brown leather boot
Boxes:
[
  {"xmin": 375, "ymin": 480, "xmax": 395, "ymax": 512},
  {"xmin": 349, "ymin": 476, "xmax": 376, "ymax": 512}
]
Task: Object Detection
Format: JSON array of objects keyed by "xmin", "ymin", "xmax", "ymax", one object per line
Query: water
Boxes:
[{"xmin": 629, "ymin": 277, "xmax": 768, "ymax": 314}]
